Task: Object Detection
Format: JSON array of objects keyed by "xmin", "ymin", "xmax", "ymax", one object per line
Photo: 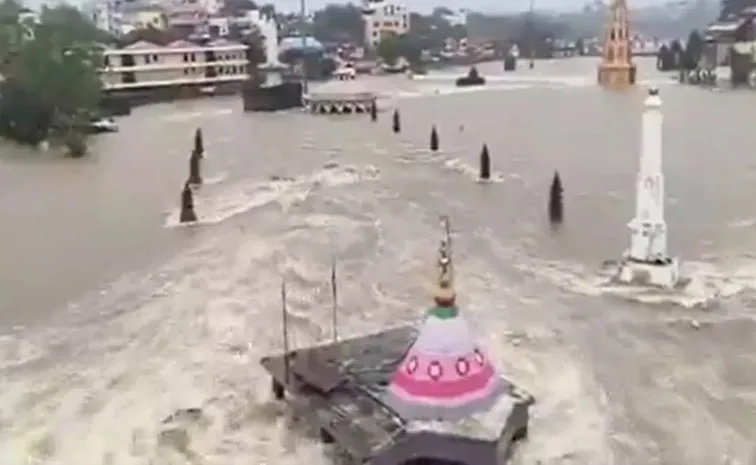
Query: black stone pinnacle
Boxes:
[
  {"xmin": 370, "ymin": 102, "xmax": 378, "ymax": 122},
  {"xmin": 188, "ymin": 149, "xmax": 202, "ymax": 186},
  {"xmin": 392, "ymin": 109, "xmax": 400, "ymax": 133},
  {"xmin": 430, "ymin": 125, "xmax": 439, "ymax": 152},
  {"xmin": 194, "ymin": 128, "xmax": 204, "ymax": 158},
  {"xmin": 479, "ymin": 144, "xmax": 491, "ymax": 180},
  {"xmin": 548, "ymin": 171, "xmax": 563, "ymax": 225},
  {"xmin": 180, "ymin": 181, "xmax": 197, "ymax": 223}
]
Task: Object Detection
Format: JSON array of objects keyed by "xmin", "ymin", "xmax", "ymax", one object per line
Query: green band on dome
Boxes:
[{"xmin": 428, "ymin": 305, "xmax": 459, "ymax": 319}]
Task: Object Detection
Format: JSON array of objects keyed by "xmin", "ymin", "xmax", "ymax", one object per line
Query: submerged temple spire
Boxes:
[
  {"xmin": 382, "ymin": 216, "xmax": 506, "ymax": 421},
  {"xmin": 597, "ymin": 0, "xmax": 636, "ymax": 88}
]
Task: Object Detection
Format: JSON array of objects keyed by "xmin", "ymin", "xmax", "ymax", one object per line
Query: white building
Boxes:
[
  {"xmin": 85, "ymin": 0, "xmax": 123, "ymax": 36},
  {"xmin": 100, "ymin": 39, "xmax": 249, "ymax": 90},
  {"xmin": 98, "ymin": 9, "xmax": 284, "ymax": 90},
  {"xmin": 361, "ymin": 0, "xmax": 410, "ymax": 48}
]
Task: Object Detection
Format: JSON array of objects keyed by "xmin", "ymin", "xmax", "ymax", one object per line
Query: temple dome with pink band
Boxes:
[{"xmin": 383, "ymin": 304, "xmax": 506, "ymax": 421}]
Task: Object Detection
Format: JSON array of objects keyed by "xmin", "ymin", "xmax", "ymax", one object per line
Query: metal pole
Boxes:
[
  {"xmin": 529, "ymin": 0, "xmax": 535, "ymax": 69},
  {"xmin": 300, "ymin": 0, "xmax": 309, "ymax": 95},
  {"xmin": 281, "ymin": 280, "xmax": 290, "ymax": 385},
  {"xmin": 331, "ymin": 260, "xmax": 338, "ymax": 343}
]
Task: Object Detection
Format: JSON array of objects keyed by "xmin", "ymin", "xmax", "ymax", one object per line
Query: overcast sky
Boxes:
[{"xmin": 266, "ymin": 0, "xmax": 674, "ymax": 14}]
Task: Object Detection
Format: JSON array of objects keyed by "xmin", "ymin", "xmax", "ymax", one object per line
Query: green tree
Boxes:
[
  {"xmin": 376, "ymin": 33, "xmax": 421, "ymax": 66},
  {"xmin": 719, "ymin": 0, "xmax": 752, "ymax": 20},
  {"xmin": 377, "ymin": 34, "xmax": 401, "ymax": 65},
  {"xmin": 259, "ymin": 3, "xmax": 275, "ymax": 17},
  {"xmin": 683, "ymin": 29, "xmax": 704, "ymax": 70},
  {"xmin": 221, "ymin": 0, "xmax": 257, "ymax": 16},
  {"xmin": 0, "ymin": 1, "xmax": 103, "ymax": 156},
  {"xmin": 312, "ymin": 3, "xmax": 364, "ymax": 44}
]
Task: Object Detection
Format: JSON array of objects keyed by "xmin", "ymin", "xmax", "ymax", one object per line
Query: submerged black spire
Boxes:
[
  {"xmin": 180, "ymin": 181, "xmax": 197, "ymax": 223},
  {"xmin": 188, "ymin": 149, "xmax": 202, "ymax": 186},
  {"xmin": 479, "ymin": 144, "xmax": 491, "ymax": 180},
  {"xmin": 430, "ymin": 125, "xmax": 439, "ymax": 152},
  {"xmin": 548, "ymin": 171, "xmax": 563, "ymax": 224},
  {"xmin": 194, "ymin": 128, "xmax": 204, "ymax": 159},
  {"xmin": 392, "ymin": 109, "xmax": 400, "ymax": 133}
]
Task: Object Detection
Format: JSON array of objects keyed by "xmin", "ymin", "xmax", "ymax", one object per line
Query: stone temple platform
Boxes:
[{"xmin": 303, "ymin": 80, "xmax": 377, "ymax": 115}]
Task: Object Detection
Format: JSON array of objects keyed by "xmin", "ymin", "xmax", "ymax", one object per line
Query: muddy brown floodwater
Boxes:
[{"xmin": 0, "ymin": 57, "xmax": 755, "ymax": 465}]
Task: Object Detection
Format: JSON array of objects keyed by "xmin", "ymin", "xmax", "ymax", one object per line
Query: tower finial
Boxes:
[{"xmin": 434, "ymin": 216, "xmax": 456, "ymax": 307}]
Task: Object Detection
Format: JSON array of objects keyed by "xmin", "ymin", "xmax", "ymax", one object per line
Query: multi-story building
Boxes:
[
  {"xmin": 99, "ymin": 39, "xmax": 249, "ymax": 90},
  {"xmin": 98, "ymin": 9, "xmax": 284, "ymax": 91},
  {"xmin": 120, "ymin": 5, "xmax": 167, "ymax": 30},
  {"xmin": 85, "ymin": 0, "xmax": 122, "ymax": 36},
  {"xmin": 361, "ymin": 0, "xmax": 409, "ymax": 48}
]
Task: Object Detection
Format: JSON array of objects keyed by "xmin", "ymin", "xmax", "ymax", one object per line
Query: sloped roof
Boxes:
[
  {"xmin": 124, "ymin": 40, "xmax": 162, "ymax": 50},
  {"xmin": 166, "ymin": 39, "xmax": 196, "ymax": 48},
  {"xmin": 207, "ymin": 37, "xmax": 241, "ymax": 46}
]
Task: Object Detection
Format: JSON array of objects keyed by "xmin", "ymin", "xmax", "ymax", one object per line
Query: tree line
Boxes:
[{"xmin": 0, "ymin": 0, "xmax": 107, "ymax": 156}]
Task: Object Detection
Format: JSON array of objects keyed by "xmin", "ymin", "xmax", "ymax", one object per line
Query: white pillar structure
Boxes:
[{"xmin": 617, "ymin": 87, "xmax": 680, "ymax": 288}]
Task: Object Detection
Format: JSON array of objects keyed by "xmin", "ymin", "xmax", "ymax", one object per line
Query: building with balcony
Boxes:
[
  {"xmin": 99, "ymin": 38, "xmax": 249, "ymax": 90},
  {"xmin": 361, "ymin": 0, "xmax": 410, "ymax": 48}
]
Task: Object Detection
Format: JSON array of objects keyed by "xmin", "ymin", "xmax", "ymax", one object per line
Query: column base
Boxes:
[{"xmin": 616, "ymin": 256, "xmax": 680, "ymax": 289}]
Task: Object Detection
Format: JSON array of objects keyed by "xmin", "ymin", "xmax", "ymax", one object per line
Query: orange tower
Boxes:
[{"xmin": 597, "ymin": 0, "xmax": 636, "ymax": 88}]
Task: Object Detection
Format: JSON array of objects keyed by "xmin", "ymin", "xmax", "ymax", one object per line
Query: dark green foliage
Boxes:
[
  {"xmin": 683, "ymin": 29, "xmax": 704, "ymax": 70},
  {"xmin": 719, "ymin": 0, "xmax": 752, "ymax": 20},
  {"xmin": 0, "ymin": 0, "xmax": 103, "ymax": 156},
  {"xmin": 479, "ymin": 144, "xmax": 490, "ymax": 180},
  {"xmin": 376, "ymin": 33, "xmax": 421, "ymax": 66},
  {"xmin": 312, "ymin": 4, "xmax": 364, "ymax": 44},
  {"xmin": 430, "ymin": 125, "xmax": 439, "ymax": 152}
]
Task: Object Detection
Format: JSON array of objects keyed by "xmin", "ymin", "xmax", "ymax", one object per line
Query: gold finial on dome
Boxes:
[{"xmin": 434, "ymin": 216, "xmax": 456, "ymax": 307}]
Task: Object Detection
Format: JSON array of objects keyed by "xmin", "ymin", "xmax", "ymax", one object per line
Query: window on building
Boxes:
[
  {"xmin": 190, "ymin": 53, "xmax": 196, "ymax": 61},
  {"xmin": 183, "ymin": 53, "xmax": 188, "ymax": 62},
  {"xmin": 373, "ymin": 21, "xmax": 379, "ymax": 28},
  {"xmin": 144, "ymin": 54, "xmax": 151, "ymax": 64}
]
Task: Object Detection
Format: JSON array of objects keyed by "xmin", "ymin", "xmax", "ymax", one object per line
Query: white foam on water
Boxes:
[
  {"xmin": 516, "ymin": 257, "xmax": 754, "ymax": 309},
  {"xmin": 159, "ymin": 108, "xmax": 235, "ymax": 123},
  {"xmin": 163, "ymin": 164, "xmax": 380, "ymax": 227},
  {"xmin": 199, "ymin": 172, "xmax": 228, "ymax": 186},
  {"xmin": 443, "ymin": 157, "xmax": 507, "ymax": 183},
  {"xmin": 0, "ymin": 230, "xmax": 337, "ymax": 465},
  {"xmin": 457, "ymin": 265, "xmax": 617, "ymax": 464}
]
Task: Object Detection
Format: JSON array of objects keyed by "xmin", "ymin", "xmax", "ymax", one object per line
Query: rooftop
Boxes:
[{"xmin": 260, "ymin": 326, "xmax": 533, "ymax": 464}]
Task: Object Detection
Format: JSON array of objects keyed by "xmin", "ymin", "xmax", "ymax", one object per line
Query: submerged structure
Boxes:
[
  {"xmin": 615, "ymin": 88, "xmax": 680, "ymax": 288},
  {"xmin": 597, "ymin": 0, "xmax": 636, "ymax": 88},
  {"xmin": 260, "ymin": 217, "xmax": 533, "ymax": 465},
  {"xmin": 304, "ymin": 79, "xmax": 377, "ymax": 115}
]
